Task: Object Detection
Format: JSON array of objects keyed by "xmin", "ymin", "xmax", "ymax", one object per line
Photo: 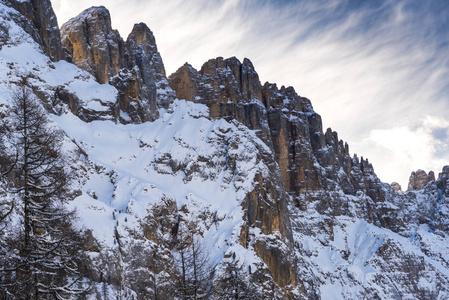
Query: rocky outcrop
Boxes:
[
  {"xmin": 239, "ymin": 172, "xmax": 297, "ymax": 290},
  {"xmin": 5, "ymin": 0, "xmax": 64, "ymax": 60},
  {"xmin": 408, "ymin": 169, "xmax": 435, "ymax": 190},
  {"xmin": 437, "ymin": 166, "xmax": 449, "ymax": 196},
  {"xmin": 395, "ymin": 166, "xmax": 449, "ymax": 232},
  {"xmin": 170, "ymin": 57, "xmax": 261, "ymax": 104},
  {"xmin": 169, "ymin": 57, "xmax": 265, "ymax": 124},
  {"xmin": 390, "ymin": 182, "xmax": 402, "ymax": 192},
  {"xmin": 169, "ymin": 57, "xmax": 386, "ymax": 202},
  {"xmin": 61, "ymin": 6, "xmax": 174, "ymax": 122},
  {"xmin": 61, "ymin": 6, "xmax": 124, "ymax": 83},
  {"xmin": 169, "ymin": 57, "xmax": 393, "ymax": 294},
  {"xmin": 123, "ymin": 23, "xmax": 171, "ymax": 116}
]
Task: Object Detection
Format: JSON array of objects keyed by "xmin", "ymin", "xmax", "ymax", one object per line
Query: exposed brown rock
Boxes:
[
  {"xmin": 169, "ymin": 63, "xmax": 202, "ymax": 102},
  {"xmin": 264, "ymin": 83, "xmax": 324, "ymax": 193},
  {"xmin": 169, "ymin": 57, "xmax": 262, "ymax": 114},
  {"xmin": 61, "ymin": 7, "xmax": 175, "ymax": 122},
  {"xmin": 169, "ymin": 57, "xmax": 386, "ymax": 202},
  {"xmin": 239, "ymin": 172, "xmax": 297, "ymax": 292},
  {"xmin": 61, "ymin": 6, "xmax": 124, "ymax": 83},
  {"xmin": 253, "ymin": 239, "xmax": 297, "ymax": 288},
  {"xmin": 242, "ymin": 173, "xmax": 291, "ymax": 238},
  {"xmin": 391, "ymin": 182, "xmax": 402, "ymax": 192},
  {"xmin": 408, "ymin": 169, "xmax": 435, "ymax": 190}
]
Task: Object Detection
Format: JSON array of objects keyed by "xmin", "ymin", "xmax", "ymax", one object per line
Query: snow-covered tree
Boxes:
[
  {"xmin": 173, "ymin": 219, "xmax": 212, "ymax": 300},
  {"xmin": 0, "ymin": 103, "xmax": 16, "ymax": 300},
  {"xmin": 0, "ymin": 105, "xmax": 14, "ymax": 224},
  {"xmin": 0, "ymin": 84, "xmax": 85, "ymax": 299},
  {"xmin": 212, "ymin": 253, "xmax": 263, "ymax": 300}
]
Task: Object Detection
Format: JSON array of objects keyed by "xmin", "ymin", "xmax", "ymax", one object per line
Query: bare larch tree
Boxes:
[{"xmin": 0, "ymin": 84, "xmax": 85, "ymax": 299}]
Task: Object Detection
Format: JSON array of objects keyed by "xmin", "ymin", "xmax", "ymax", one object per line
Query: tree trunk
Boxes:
[
  {"xmin": 192, "ymin": 238, "xmax": 198, "ymax": 300},
  {"xmin": 22, "ymin": 94, "xmax": 30, "ymax": 255},
  {"xmin": 181, "ymin": 251, "xmax": 186, "ymax": 300}
]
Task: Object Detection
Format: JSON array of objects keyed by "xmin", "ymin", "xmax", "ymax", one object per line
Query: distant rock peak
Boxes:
[
  {"xmin": 391, "ymin": 182, "xmax": 402, "ymax": 192},
  {"xmin": 408, "ymin": 169, "xmax": 435, "ymax": 191},
  {"xmin": 76, "ymin": 5, "xmax": 110, "ymax": 19},
  {"xmin": 437, "ymin": 165, "xmax": 449, "ymax": 196},
  {"xmin": 127, "ymin": 23, "xmax": 158, "ymax": 51}
]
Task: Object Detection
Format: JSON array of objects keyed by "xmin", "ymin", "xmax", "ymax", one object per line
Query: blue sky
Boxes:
[{"xmin": 52, "ymin": 0, "xmax": 449, "ymax": 187}]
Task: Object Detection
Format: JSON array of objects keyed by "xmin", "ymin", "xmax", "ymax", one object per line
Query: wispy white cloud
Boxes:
[
  {"xmin": 51, "ymin": 0, "xmax": 449, "ymax": 186},
  {"xmin": 355, "ymin": 116, "xmax": 449, "ymax": 186}
]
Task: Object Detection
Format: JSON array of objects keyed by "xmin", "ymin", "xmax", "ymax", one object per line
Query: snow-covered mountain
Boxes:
[{"xmin": 0, "ymin": 1, "xmax": 448, "ymax": 299}]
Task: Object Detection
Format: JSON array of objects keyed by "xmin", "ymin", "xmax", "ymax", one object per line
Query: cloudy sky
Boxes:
[{"xmin": 51, "ymin": 0, "xmax": 449, "ymax": 187}]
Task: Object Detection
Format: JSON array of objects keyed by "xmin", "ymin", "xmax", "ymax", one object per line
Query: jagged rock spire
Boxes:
[
  {"xmin": 408, "ymin": 169, "xmax": 435, "ymax": 190},
  {"xmin": 61, "ymin": 7, "xmax": 174, "ymax": 122},
  {"xmin": 391, "ymin": 182, "xmax": 402, "ymax": 192},
  {"xmin": 61, "ymin": 6, "xmax": 124, "ymax": 83},
  {"xmin": 169, "ymin": 56, "xmax": 382, "ymax": 197}
]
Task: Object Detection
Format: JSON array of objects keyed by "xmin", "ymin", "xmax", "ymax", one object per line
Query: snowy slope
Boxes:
[
  {"xmin": 290, "ymin": 193, "xmax": 449, "ymax": 299},
  {"xmin": 0, "ymin": 3, "xmax": 117, "ymax": 113},
  {"xmin": 0, "ymin": 0, "xmax": 271, "ymax": 276},
  {"xmin": 53, "ymin": 99, "xmax": 272, "ymax": 268}
]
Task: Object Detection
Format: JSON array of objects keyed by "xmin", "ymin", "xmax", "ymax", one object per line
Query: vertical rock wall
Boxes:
[{"xmin": 60, "ymin": 6, "xmax": 174, "ymax": 123}]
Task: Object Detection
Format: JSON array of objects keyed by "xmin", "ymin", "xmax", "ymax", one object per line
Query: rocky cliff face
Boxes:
[
  {"xmin": 408, "ymin": 169, "xmax": 436, "ymax": 190},
  {"xmin": 5, "ymin": 0, "xmax": 64, "ymax": 60},
  {"xmin": 170, "ymin": 57, "xmax": 299, "ymax": 291},
  {"xmin": 169, "ymin": 57, "xmax": 449, "ymax": 298},
  {"xmin": 390, "ymin": 182, "xmax": 402, "ymax": 192},
  {"xmin": 61, "ymin": 6, "xmax": 124, "ymax": 83},
  {"xmin": 169, "ymin": 57, "xmax": 386, "ymax": 202},
  {"xmin": 1, "ymin": 1, "xmax": 449, "ymax": 299},
  {"xmin": 61, "ymin": 6, "xmax": 174, "ymax": 123}
]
